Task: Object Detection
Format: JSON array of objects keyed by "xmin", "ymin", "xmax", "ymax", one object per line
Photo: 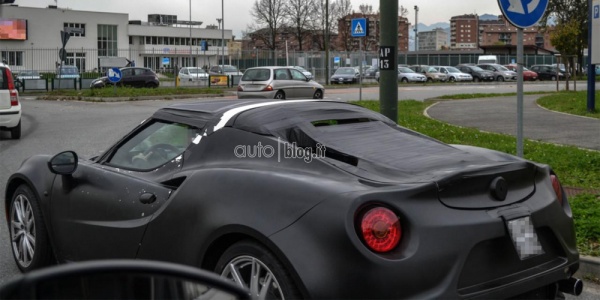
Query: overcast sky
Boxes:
[{"xmin": 12, "ymin": 0, "xmax": 502, "ymax": 36}]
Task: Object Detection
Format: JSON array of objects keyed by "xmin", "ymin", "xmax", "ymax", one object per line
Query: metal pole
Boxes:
[
  {"xmin": 325, "ymin": 0, "xmax": 330, "ymax": 85},
  {"xmin": 359, "ymin": 37, "xmax": 362, "ymax": 101},
  {"xmin": 380, "ymin": 0, "xmax": 398, "ymax": 122},
  {"xmin": 286, "ymin": 39, "xmax": 289, "ymax": 66},
  {"xmin": 588, "ymin": 0, "xmax": 596, "ymax": 112},
  {"xmin": 516, "ymin": 28, "xmax": 524, "ymax": 158},
  {"xmin": 414, "ymin": 6, "xmax": 419, "ymax": 52},
  {"xmin": 189, "ymin": 0, "xmax": 192, "ymax": 68},
  {"xmin": 221, "ymin": 0, "xmax": 225, "ymax": 75}
]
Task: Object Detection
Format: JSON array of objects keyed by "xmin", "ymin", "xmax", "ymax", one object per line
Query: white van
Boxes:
[{"xmin": 477, "ymin": 55, "xmax": 498, "ymax": 64}]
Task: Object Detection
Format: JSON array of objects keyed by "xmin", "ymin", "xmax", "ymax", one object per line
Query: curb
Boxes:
[{"xmin": 579, "ymin": 256, "xmax": 600, "ymax": 281}]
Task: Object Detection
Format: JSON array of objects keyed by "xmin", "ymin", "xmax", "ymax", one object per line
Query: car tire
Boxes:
[
  {"xmin": 474, "ymin": 77, "xmax": 480, "ymax": 82},
  {"xmin": 496, "ymin": 76, "xmax": 505, "ymax": 82},
  {"xmin": 10, "ymin": 121, "xmax": 21, "ymax": 139},
  {"xmin": 551, "ymin": 75, "xmax": 557, "ymax": 81},
  {"xmin": 9, "ymin": 184, "xmax": 54, "ymax": 272},
  {"xmin": 313, "ymin": 89, "xmax": 324, "ymax": 99},
  {"xmin": 145, "ymin": 82, "xmax": 157, "ymax": 88},
  {"xmin": 215, "ymin": 240, "xmax": 301, "ymax": 300},
  {"xmin": 449, "ymin": 77, "xmax": 456, "ymax": 82},
  {"xmin": 427, "ymin": 78, "xmax": 433, "ymax": 83},
  {"xmin": 401, "ymin": 78, "xmax": 408, "ymax": 83},
  {"xmin": 274, "ymin": 91, "xmax": 285, "ymax": 100}
]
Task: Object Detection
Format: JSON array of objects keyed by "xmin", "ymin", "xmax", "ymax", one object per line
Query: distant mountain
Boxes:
[
  {"xmin": 479, "ymin": 14, "xmax": 499, "ymax": 21},
  {"xmin": 416, "ymin": 22, "xmax": 450, "ymax": 32}
]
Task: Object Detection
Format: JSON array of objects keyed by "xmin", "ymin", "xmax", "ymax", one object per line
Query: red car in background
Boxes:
[{"xmin": 505, "ymin": 64, "xmax": 538, "ymax": 81}]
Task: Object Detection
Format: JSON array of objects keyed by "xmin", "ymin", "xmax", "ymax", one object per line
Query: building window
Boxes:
[
  {"xmin": 1, "ymin": 51, "xmax": 23, "ymax": 66},
  {"xmin": 66, "ymin": 52, "xmax": 86, "ymax": 72},
  {"xmin": 64, "ymin": 23, "xmax": 86, "ymax": 37},
  {"xmin": 97, "ymin": 24, "xmax": 118, "ymax": 57}
]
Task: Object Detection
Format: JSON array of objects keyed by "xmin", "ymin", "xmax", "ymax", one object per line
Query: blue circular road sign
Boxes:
[
  {"xmin": 107, "ymin": 67, "xmax": 122, "ymax": 83},
  {"xmin": 497, "ymin": 0, "xmax": 549, "ymax": 28}
]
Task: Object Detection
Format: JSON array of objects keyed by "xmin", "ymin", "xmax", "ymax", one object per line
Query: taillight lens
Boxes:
[
  {"xmin": 4, "ymin": 68, "xmax": 18, "ymax": 106},
  {"xmin": 551, "ymin": 174, "xmax": 563, "ymax": 206},
  {"xmin": 360, "ymin": 206, "xmax": 401, "ymax": 253},
  {"xmin": 262, "ymin": 85, "xmax": 273, "ymax": 91}
]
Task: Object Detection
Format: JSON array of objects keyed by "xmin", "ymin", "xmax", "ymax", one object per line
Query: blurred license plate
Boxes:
[{"xmin": 506, "ymin": 216, "xmax": 544, "ymax": 260}]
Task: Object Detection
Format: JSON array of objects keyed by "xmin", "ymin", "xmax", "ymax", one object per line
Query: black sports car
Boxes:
[{"xmin": 5, "ymin": 100, "xmax": 582, "ymax": 299}]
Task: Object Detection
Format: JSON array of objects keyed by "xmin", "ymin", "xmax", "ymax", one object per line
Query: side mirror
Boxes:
[
  {"xmin": 47, "ymin": 151, "xmax": 78, "ymax": 175},
  {"xmin": 0, "ymin": 260, "xmax": 250, "ymax": 300}
]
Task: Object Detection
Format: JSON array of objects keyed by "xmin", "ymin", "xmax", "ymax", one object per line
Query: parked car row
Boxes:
[
  {"xmin": 237, "ymin": 66, "xmax": 324, "ymax": 100},
  {"xmin": 0, "ymin": 62, "xmax": 22, "ymax": 139},
  {"xmin": 371, "ymin": 63, "xmax": 572, "ymax": 83}
]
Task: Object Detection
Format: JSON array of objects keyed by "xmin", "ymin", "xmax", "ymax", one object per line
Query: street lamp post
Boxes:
[
  {"xmin": 414, "ymin": 5, "xmax": 419, "ymax": 52},
  {"xmin": 220, "ymin": 0, "xmax": 224, "ymax": 75},
  {"xmin": 216, "ymin": 18, "xmax": 222, "ymax": 71},
  {"xmin": 189, "ymin": 0, "xmax": 192, "ymax": 68}
]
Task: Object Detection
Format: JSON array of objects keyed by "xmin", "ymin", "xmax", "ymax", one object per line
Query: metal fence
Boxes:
[{"xmin": 4, "ymin": 47, "xmax": 561, "ymax": 88}]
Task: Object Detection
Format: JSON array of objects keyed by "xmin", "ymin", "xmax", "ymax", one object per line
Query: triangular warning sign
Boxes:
[{"xmin": 353, "ymin": 22, "xmax": 364, "ymax": 35}]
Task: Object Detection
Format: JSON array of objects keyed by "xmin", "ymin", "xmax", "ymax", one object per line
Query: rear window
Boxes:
[
  {"xmin": 241, "ymin": 69, "xmax": 271, "ymax": 81},
  {"xmin": 0, "ymin": 67, "xmax": 9, "ymax": 89}
]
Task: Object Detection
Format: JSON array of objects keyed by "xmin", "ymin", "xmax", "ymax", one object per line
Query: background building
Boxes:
[
  {"xmin": 418, "ymin": 28, "xmax": 448, "ymax": 51},
  {"xmin": 337, "ymin": 13, "xmax": 410, "ymax": 52},
  {"xmin": 0, "ymin": 5, "xmax": 233, "ymax": 73},
  {"xmin": 450, "ymin": 14, "xmax": 478, "ymax": 49}
]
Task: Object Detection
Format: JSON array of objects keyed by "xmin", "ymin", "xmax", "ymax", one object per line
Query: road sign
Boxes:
[
  {"xmin": 60, "ymin": 30, "xmax": 70, "ymax": 48},
  {"xmin": 162, "ymin": 57, "xmax": 170, "ymax": 66},
  {"xmin": 497, "ymin": 0, "xmax": 549, "ymax": 28},
  {"xmin": 378, "ymin": 46, "xmax": 395, "ymax": 70},
  {"xmin": 594, "ymin": 0, "xmax": 600, "ymax": 64},
  {"xmin": 200, "ymin": 40, "xmax": 208, "ymax": 51},
  {"xmin": 58, "ymin": 48, "xmax": 67, "ymax": 62},
  {"xmin": 107, "ymin": 67, "xmax": 122, "ymax": 83},
  {"xmin": 351, "ymin": 18, "xmax": 367, "ymax": 37},
  {"xmin": 334, "ymin": 57, "xmax": 340, "ymax": 64}
]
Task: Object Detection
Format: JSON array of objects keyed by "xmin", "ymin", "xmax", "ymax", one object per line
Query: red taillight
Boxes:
[
  {"xmin": 262, "ymin": 85, "xmax": 273, "ymax": 91},
  {"xmin": 360, "ymin": 207, "xmax": 401, "ymax": 253},
  {"xmin": 551, "ymin": 174, "xmax": 563, "ymax": 205},
  {"xmin": 237, "ymin": 85, "xmax": 243, "ymax": 91},
  {"xmin": 4, "ymin": 68, "xmax": 18, "ymax": 106}
]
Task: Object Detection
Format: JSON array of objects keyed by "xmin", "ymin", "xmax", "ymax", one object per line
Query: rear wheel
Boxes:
[
  {"xmin": 313, "ymin": 89, "xmax": 323, "ymax": 99},
  {"xmin": 145, "ymin": 82, "xmax": 157, "ymax": 88},
  {"xmin": 474, "ymin": 77, "xmax": 480, "ymax": 82},
  {"xmin": 449, "ymin": 77, "xmax": 456, "ymax": 82},
  {"xmin": 401, "ymin": 78, "xmax": 408, "ymax": 83},
  {"xmin": 9, "ymin": 185, "xmax": 54, "ymax": 272},
  {"xmin": 10, "ymin": 121, "xmax": 21, "ymax": 139},
  {"xmin": 551, "ymin": 75, "xmax": 557, "ymax": 81},
  {"xmin": 427, "ymin": 78, "xmax": 433, "ymax": 83},
  {"xmin": 496, "ymin": 76, "xmax": 505, "ymax": 82},
  {"xmin": 274, "ymin": 91, "xmax": 285, "ymax": 100},
  {"xmin": 215, "ymin": 240, "xmax": 301, "ymax": 300}
]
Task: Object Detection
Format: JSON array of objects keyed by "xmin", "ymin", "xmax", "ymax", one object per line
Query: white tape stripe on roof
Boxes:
[{"xmin": 213, "ymin": 100, "xmax": 321, "ymax": 132}]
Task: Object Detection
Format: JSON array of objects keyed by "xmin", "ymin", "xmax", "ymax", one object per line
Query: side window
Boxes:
[
  {"xmin": 275, "ymin": 69, "xmax": 290, "ymax": 80},
  {"xmin": 290, "ymin": 69, "xmax": 306, "ymax": 80},
  {"xmin": 107, "ymin": 121, "xmax": 199, "ymax": 170},
  {"xmin": 121, "ymin": 69, "xmax": 133, "ymax": 77}
]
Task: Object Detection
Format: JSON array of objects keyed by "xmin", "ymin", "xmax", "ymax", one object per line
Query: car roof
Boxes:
[{"xmin": 152, "ymin": 100, "xmax": 390, "ymax": 135}]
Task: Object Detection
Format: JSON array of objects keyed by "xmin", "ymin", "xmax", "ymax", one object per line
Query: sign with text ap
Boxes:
[
  {"xmin": 593, "ymin": 0, "xmax": 600, "ymax": 64},
  {"xmin": 379, "ymin": 46, "xmax": 395, "ymax": 70},
  {"xmin": 351, "ymin": 18, "xmax": 367, "ymax": 37}
]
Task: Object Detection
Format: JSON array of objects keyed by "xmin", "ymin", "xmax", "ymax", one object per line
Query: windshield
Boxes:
[
  {"xmin": 60, "ymin": 67, "xmax": 79, "ymax": 74},
  {"xmin": 294, "ymin": 66, "xmax": 308, "ymax": 72},
  {"xmin": 20, "ymin": 70, "xmax": 39, "ymax": 76},
  {"xmin": 335, "ymin": 68, "xmax": 356, "ymax": 75},
  {"xmin": 446, "ymin": 67, "xmax": 461, "ymax": 73},
  {"xmin": 188, "ymin": 68, "xmax": 205, "ymax": 74},
  {"xmin": 471, "ymin": 66, "xmax": 485, "ymax": 72},
  {"xmin": 497, "ymin": 65, "xmax": 510, "ymax": 71},
  {"xmin": 223, "ymin": 66, "xmax": 239, "ymax": 72},
  {"xmin": 398, "ymin": 67, "xmax": 414, "ymax": 73},
  {"xmin": 426, "ymin": 67, "xmax": 440, "ymax": 73},
  {"xmin": 241, "ymin": 68, "xmax": 271, "ymax": 81}
]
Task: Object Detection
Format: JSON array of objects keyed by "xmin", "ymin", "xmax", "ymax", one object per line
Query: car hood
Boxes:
[{"xmin": 331, "ymin": 74, "xmax": 357, "ymax": 78}]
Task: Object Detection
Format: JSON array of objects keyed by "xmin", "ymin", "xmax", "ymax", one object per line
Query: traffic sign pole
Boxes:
[{"xmin": 497, "ymin": 0, "xmax": 549, "ymax": 157}]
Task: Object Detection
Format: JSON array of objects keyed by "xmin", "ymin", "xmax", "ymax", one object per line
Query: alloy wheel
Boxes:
[
  {"xmin": 221, "ymin": 256, "xmax": 285, "ymax": 300},
  {"xmin": 10, "ymin": 194, "xmax": 36, "ymax": 268}
]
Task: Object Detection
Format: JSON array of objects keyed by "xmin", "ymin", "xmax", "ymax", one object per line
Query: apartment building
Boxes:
[
  {"xmin": 450, "ymin": 14, "xmax": 478, "ymax": 49},
  {"xmin": 418, "ymin": 28, "xmax": 449, "ymax": 51}
]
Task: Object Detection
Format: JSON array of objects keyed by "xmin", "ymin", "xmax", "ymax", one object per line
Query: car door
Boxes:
[
  {"xmin": 274, "ymin": 68, "xmax": 295, "ymax": 98},
  {"xmin": 120, "ymin": 68, "xmax": 134, "ymax": 87},
  {"xmin": 289, "ymin": 68, "xmax": 313, "ymax": 98},
  {"xmin": 49, "ymin": 120, "xmax": 199, "ymax": 261}
]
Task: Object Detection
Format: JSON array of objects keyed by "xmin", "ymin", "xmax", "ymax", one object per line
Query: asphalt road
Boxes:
[{"xmin": 0, "ymin": 87, "xmax": 598, "ymax": 297}]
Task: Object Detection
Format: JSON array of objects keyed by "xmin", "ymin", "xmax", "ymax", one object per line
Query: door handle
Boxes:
[{"xmin": 139, "ymin": 193, "xmax": 157, "ymax": 204}]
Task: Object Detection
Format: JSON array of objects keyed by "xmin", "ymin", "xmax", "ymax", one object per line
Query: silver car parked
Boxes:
[{"xmin": 237, "ymin": 66, "xmax": 325, "ymax": 100}]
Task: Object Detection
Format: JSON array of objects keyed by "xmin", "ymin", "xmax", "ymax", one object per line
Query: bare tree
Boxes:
[
  {"xmin": 284, "ymin": 0, "xmax": 316, "ymax": 51},
  {"xmin": 247, "ymin": 0, "xmax": 287, "ymax": 51},
  {"xmin": 399, "ymin": 5, "xmax": 409, "ymax": 18},
  {"xmin": 358, "ymin": 4, "xmax": 373, "ymax": 14}
]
